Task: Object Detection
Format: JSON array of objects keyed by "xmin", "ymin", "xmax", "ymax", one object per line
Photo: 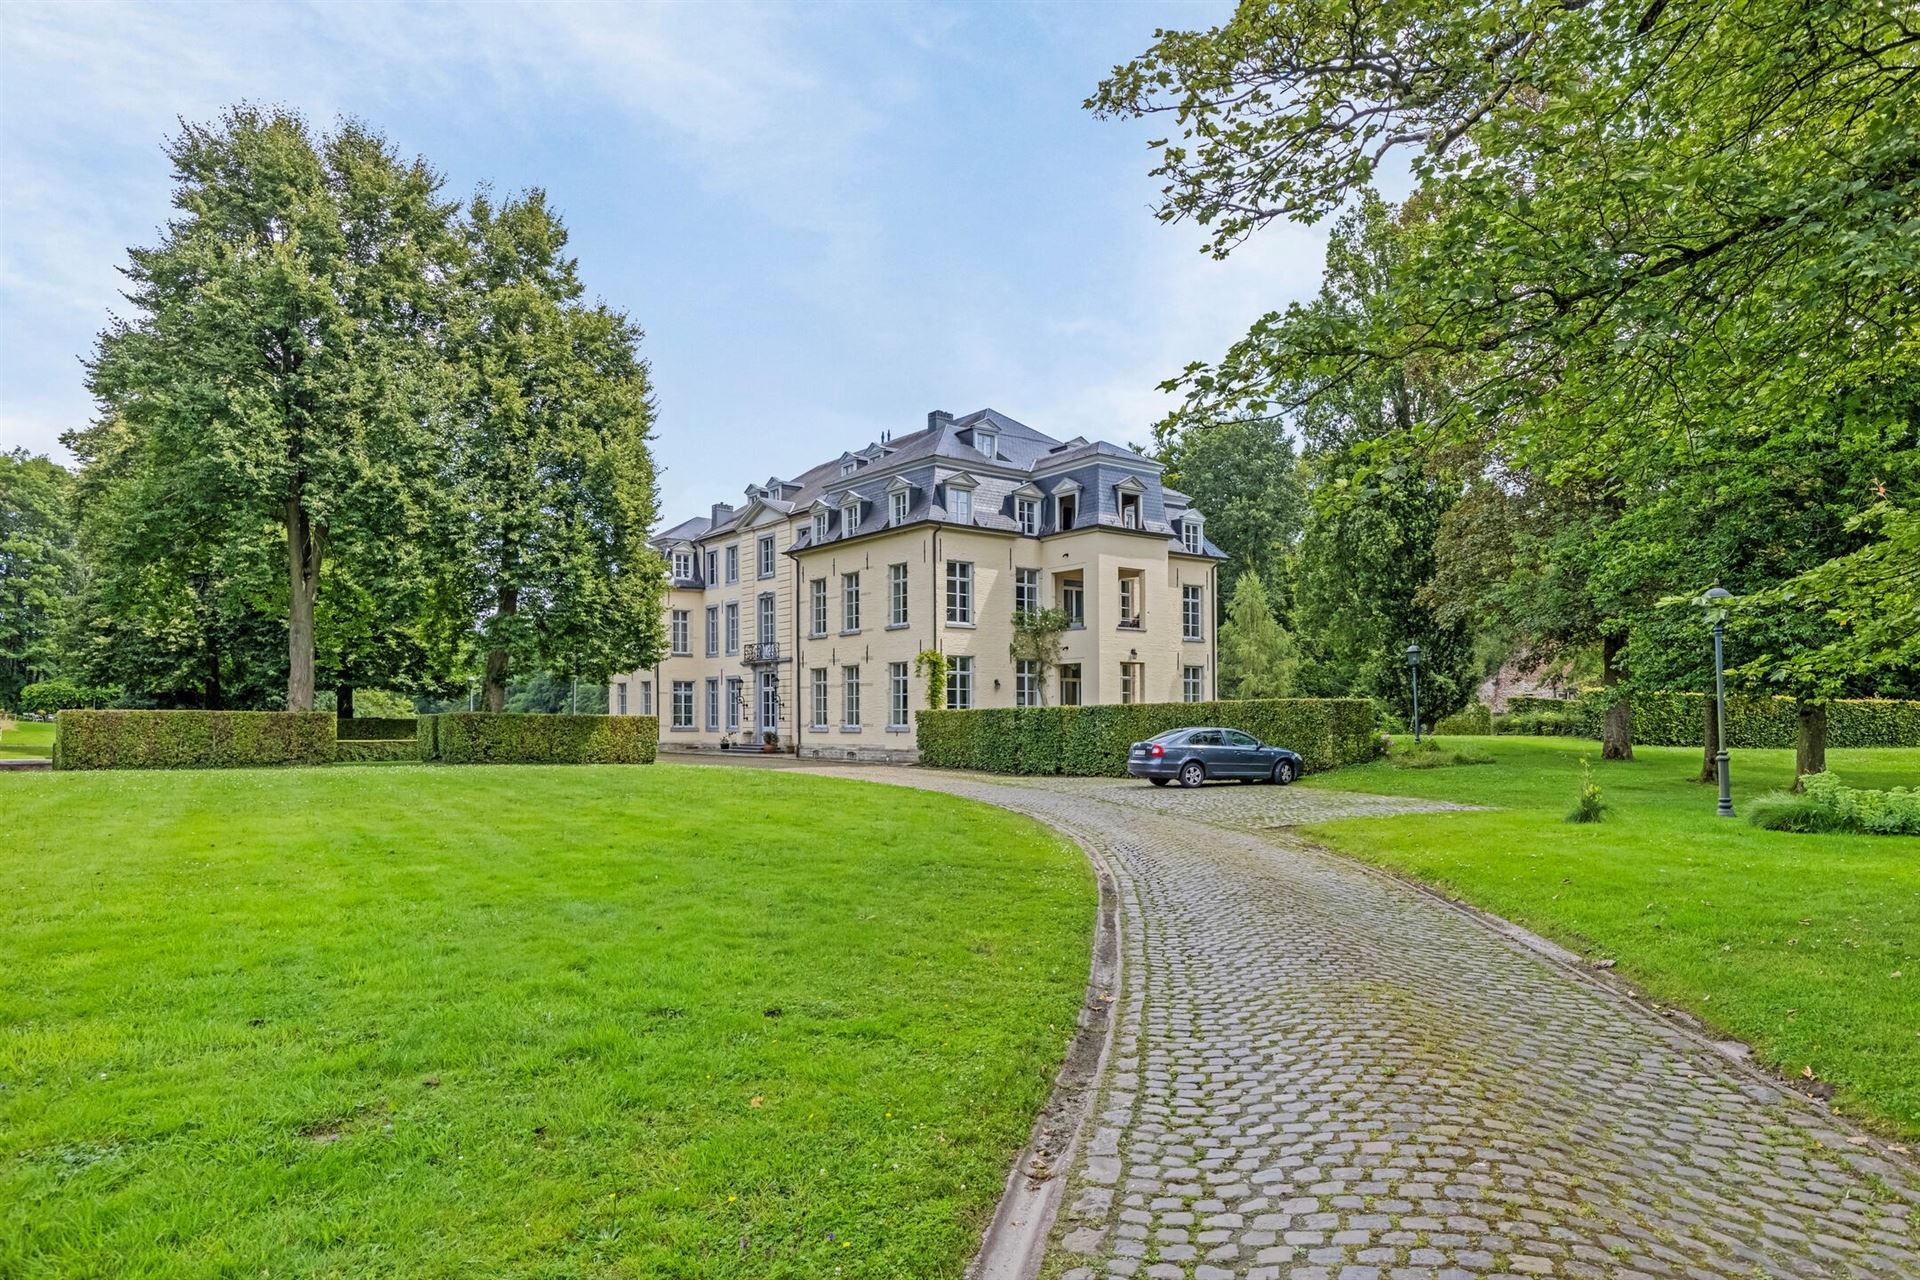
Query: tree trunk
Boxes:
[
  {"xmin": 1697, "ymin": 695, "xmax": 1718, "ymax": 782},
  {"xmin": 1600, "ymin": 632, "xmax": 1633, "ymax": 760},
  {"xmin": 285, "ymin": 497, "xmax": 319, "ymax": 711},
  {"xmin": 1792, "ymin": 701, "xmax": 1827, "ymax": 792},
  {"xmin": 484, "ymin": 585, "xmax": 517, "ymax": 712},
  {"xmin": 336, "ymin": 685, "xmax": 355, "ymax": 721}
]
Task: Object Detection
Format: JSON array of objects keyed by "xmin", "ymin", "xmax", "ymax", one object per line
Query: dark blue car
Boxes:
[{"xmin": 1126, "ymin": 727, "xmax": 1304, "ymax": 788}]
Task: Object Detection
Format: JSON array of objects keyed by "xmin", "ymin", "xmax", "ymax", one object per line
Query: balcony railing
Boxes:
[{"xmin": 743, "ymin": 641, "xmax": 782, "ymax": 664}]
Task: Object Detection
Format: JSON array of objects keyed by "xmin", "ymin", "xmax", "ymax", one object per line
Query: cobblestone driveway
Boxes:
[{"xmin": 820, "ymin": 768, "xmax": 1920, "ymax": 1280}]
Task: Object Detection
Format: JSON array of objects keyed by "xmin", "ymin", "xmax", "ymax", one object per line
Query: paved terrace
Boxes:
[{"xmin": 782, "ymin": 766, "xmax": 1919, "ymax": 1280}]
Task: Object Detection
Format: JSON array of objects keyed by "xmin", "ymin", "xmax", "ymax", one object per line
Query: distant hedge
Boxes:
[
  {"xmin": 338, "ymin": 717, "xmax": 417, "ymax": 741},
  {"xmin": 1500, "ymin": 692, "xmax": 1920, "ymax": 747},
  {"xmin": 915, "ymin": 699, "xmax": 1380, "ymax": 776},
  {"xmin": 55, "ymin": 711, "xmax": 336, "ymax": 770},
  {"xmin": 334, "ymin": 738, "xmax": 419, "ymax": 764},
  {"xmin": 418, "ymin": 713, "xmax": 658, "ymax": 764},
  {"xmin": 1434, "ymin": 703, "xmax": 1492, "ymax": 735}
]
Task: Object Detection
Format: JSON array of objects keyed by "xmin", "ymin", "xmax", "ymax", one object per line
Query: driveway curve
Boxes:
[{"xmin": 812, "ymin": 767, "xmax": 1919, "ymax": 1280}]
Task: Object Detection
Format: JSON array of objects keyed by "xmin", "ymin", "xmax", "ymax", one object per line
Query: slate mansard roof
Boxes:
[{"xmin": 652, "ymin": 409, "xmax": 1225, "ymax": 577}]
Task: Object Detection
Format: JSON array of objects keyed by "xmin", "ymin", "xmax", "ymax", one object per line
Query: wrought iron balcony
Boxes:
[{"xmin": 742, "ymin": 641, "xmax": 782, "ymax": 664}]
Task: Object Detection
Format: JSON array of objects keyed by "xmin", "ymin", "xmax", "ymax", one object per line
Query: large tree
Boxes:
[
  {"xmin": 80, "ymin": 107, "xmax": 462, "ymax": 709},
  {"xmin": 0, "ymin": 451, "xmax": 81, "ymax": 709},
  {"xmin": 1153, "ymin": 416, "xmax": 1306, "ymax": 613},
  {"xmin": 454, "ymin": 191, "xmax": 665, "ymax": 711},
  {"xmin": 1217, "ymin": 570, "xmax": 1299, "ymax": 699}
]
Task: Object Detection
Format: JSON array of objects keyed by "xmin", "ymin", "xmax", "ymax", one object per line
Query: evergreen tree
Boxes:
[{"xmin": 1218, "ymin": 571, "xmax": 1299, "ymax": 700}]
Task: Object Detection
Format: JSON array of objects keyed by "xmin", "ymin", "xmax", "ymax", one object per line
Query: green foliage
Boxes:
[
  {"xmin": 337, "ymin": 717, "xmax": 418, "ymax": 742},
  {"xmin": 1152, "ymin": 416, "xmax": 1306, "ymax": 603},
  {"xmin": 54, "ymin": 711, "xmax": 334, "ymax": 770},
  {"xmin": 1501, "ymin": 692, "xmax": 1920, "ymax": 749},
  {"xmin": 916, "ymin": 698, "xmax": 1379, "ymax": 777},
  {"xmin": 1747, "ymin": 773, "xmax": 1920, "ymax": 837},
  {"xmin": 418, "ymin": 712, "xmax": 657, "ymax": 764},
  {"xmin": 332, "ymin": 737, "xmax": 420, "ymax": 764},
  {"xmin": 913, "ymin": 649, "xmax": 948, "ymax": 712},
  {"xmin": 1008, "ymin": 608, "xmax": 1072, "ymax": 702},
  {"xmin": 0, "ymin": 450, "xmax": 80, "ymax": 710},
  {"xmin": 1493, "ymin": 710, "xmax": 1579, "ymax": 738},
  {"xmin": 1388, "ymin": 738, "xmax": 1491, "ymax": 769},
  {"xmin": 1565, "ymin": 759, "xmax": 1606, "ymax": 824},
  {"xmin": 19, "ymin": 680, "xmax": 119, "ymax": 716},
  {"xmin": 1433, "ymin": 703, "xmax": 1491, "ymax": 735},
  {"xmin": 1217, "ymin": 570, "xmax": 1298, "ymax": 699}
]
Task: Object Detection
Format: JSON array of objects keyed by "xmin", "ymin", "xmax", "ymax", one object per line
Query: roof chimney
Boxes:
[
  {"xmin": 928, "ymin": 409, "xmax": 954, "ymax": 432},
  {"xmin": 710, "ymin": 501, "xmax": 735, "ymax": 526}
]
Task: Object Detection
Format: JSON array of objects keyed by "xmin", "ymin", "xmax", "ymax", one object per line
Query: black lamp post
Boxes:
[
  {"xmin": 1406, "ymin": 642, "xmax": 1422, "ymax": 743},
  {"xmin": 1701, "ymin": 586, "xmax": 1734, "ymax": 817}
]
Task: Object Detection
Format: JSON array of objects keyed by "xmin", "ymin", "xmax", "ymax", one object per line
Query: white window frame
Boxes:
[
  {"xmin": 758, "ymin": 535, "xmax": 775, "ymax": 578},
  {"xmin": 1119, "ymin": 576, "xmax": 1141, "ymax": 629},
  {"xmin": 1119, "ymin": 489, "xmax": 1142, "ymax": 529},
  {"xmin": 641, "ymin": 680, "xmax": 654, "ymax": 716},
  {"xmin": 1016, "ymin": 660, "xmax": 1040, "ymax": 707},
  {"xmin": 1182, "ymin": 584, "xmax": 1204, "ymax": 641},
  {"xmin": 842, "ymin": 572, "xmax": 860, "ymax": 633},
  {"xmin": 1120, "ymin": 662, "xmax": 1141, "ymax": 705},
  {"xmin": 888, "ymin": 662, "xmax": 910, "ymax": 728},
  {"xmin": 1015, "ymin": 498, "xmax": 1038, "ymax": 535},
  {"xmin": 725, "ymin": 602, "xmax": 740, "ymax": 655},
  {"xmin": 670, "ymin": 610, "xmax": 691, "ymax": 655},
  {"xmin": 946, "ymin": 656, "xmax": 973, "ymax": 710},
  {"xmin": 725, "ymin": 677, "xmax": 741, "ymax": 731},
  {"xmin": 809, "ymin": 578, "xmax": 828, "ymax": 637},
  {"xmin": 616, "ymin": 681, "xmax": 628, "ymax": 715},
  {"xmin": 950, "ymin": 487, "xmax": 972, "ymax": 524},
  {"xmin": 757, "ymin": 592, "xmax": 776, "ymax": 647},
  {"xmin": 673, "ymin": 549, "xmax": 692, "ymax": 580},
  {"xmin": 705, "ymin": 549, "xmax": 718, "ymax": 584},
  {"xmin": 705, "ymin": 605, "xmax": 719, "ymax": 655},
  {"xmin": 1181, "ymin": 520, "xmax": 1202, "ymax": 554},
  {"xmin": 1056, "ymin": 492, "xmax": 1077, "ymax": 530},
  {"xmin": 1058, "ymin": 664, "xmax": 1080, "ymax": 706},
  {"xmin": 1183, "ymin": 665, "xmax": 1205, "ymax": 703},
  {"xmin": 1014, "ymin": 567, "xmax": 1039, "ymax": 616},
  {"xmin": 671, "ymin": 680, "xmax": 695, "ymax": 728},
  {"xmin": 842, "ymin": 497, "xmax": 861, "ymax": 536},
  {"xmin": 842, "ymin": 665, "xmax": 862, "ymax": 729},
  {"xmin": 813, "ymin": 511, "xmax": 829, "ymax": 543},
  {"xmin": 889, "ymin": 563, "xmax": 909, "ymax": 627},
  {"xmin": 890, "ymin": 489, "xmax": 909, "ymax": 527},
  {"xmin": 975, "ymin": 430, "xmax": 997, "ymax": 459},
  {"xmin": 1061, "ymin": 579, "xmax": 1084, "ymax": 627},
  {"xmin": 810, "ymin": 667, "xmax": 829, "ymax": 730},
  {"xmin": 725, "ymin": 545, "xmax": 739, "ymax": 584},
  {"xmin": 945, "ymin": 560, "xmax": 973, "ymax": 625},
  {"xmin": 706, "ymin": 678, "xmax": 720, "ymax": 729}
]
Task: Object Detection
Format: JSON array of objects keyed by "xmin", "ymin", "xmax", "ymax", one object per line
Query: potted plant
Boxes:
[{"xmin": 761, "ymin": 731, "xmax": 778, "ymax": 754}]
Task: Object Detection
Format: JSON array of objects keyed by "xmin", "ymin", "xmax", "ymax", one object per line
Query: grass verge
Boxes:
[{"xmin": 0, "ymin": 720, "xmax": 54, "ymax": 759}]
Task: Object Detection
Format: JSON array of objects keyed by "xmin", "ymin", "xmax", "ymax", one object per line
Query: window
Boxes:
[
  {"xmin": 757, "ymin": 593, "xmax": 776, "ymax": 647},
  {"xmin": 1058, "ymin": 664, "xmax": 1081, "ymax": 706},
  {"xmin": 725, "ymin": 602, "xmax": 740, "ymax": 655},
  {"xmin": 946, "ymin": 656, "xmax": 973, "ymax": 709},
  {"xmin": 1181, "ymin": 520, "xmax": 1202, "ymax": 554},
  {"xmin": 616, "ymin": 681, "xmax": 628, "ymax": 715},
  {"xmin": 1060, "ymin": 579, "xmax": 1084, "ymax": 627},
  {"xmin": 705, "ymin": 606, "xmax": 719, "ymax": 655},
  {"xmin": 671, "ymin": 680, "xmax": 695, "ymax": 728},
  {"xmin": 842, "ymin": 497, "xmax": 861, "ymax": 535},
  {"xmin": 842, "ymin": 665, "xmax": 861, "ymax": 728},
  {"xmin": 706, "ymin": 678, "xmax": 720, "ymax": 729},
  {"xmin": 670, "ymin": 610, "xmax": 691, "ymax": 655},
  {"xmin": 641, "ymin": 680, "xmax": 654, "ymax": 716},
  {"xmin": 1057, "ymin": 492, "xmax": 1077, "ymax": 530},
  {"xmin": 813, "ymin": 511, "xmax": 829, "ymax": 543},
  {"xmin": 1183, "ymin": 665, "xmax": 1205, "ymax": 703},
  {"xmin": 1014, "ymin": 568, "xmax": 1039, "ymax": 616},
  {"xmin": 890, "ymin": 488, "xmax": 909, "ymax": 527},
  {"xmin": 889, "ymin": 662, "xmax": 910, "ymax": 728},
  {"xmin": 706, "ymin": 549, "xmax": 718, "ymax": 584},
  {"xmin": 1182, "ymin": 585, "xmax": 1204, "ymax": 641},
  {"xmin": 889, "ymin": 563, "xmax": 909, "ymax": 627},
  {"xmin": 810, "ymin": 668, "xmax": 828, "ymax": 729},
  {"xmin": 1120, "ymin": 662, "xmax": 1142, "ymax": 705},
  {"xmin": 842, "ymin": 572, "xmax": 860, "ymax": 632},
  {"xmin": 725, "ymin": 677, "xmax": 741, "ymax": 731},
  {"xmin": 1119, "ymin": 489, "xmax": 1142, "ymax": 528},
  {"xmin": 1016, "ymin": 660, "xmax": 1040, "ymax": 707},
  {"xmin": 758, "ymin": 535, "xmax": 775, "ymax": 578},
  {"xmin": 809, "ymin": 578, "xmax": 828, "ymax": 636},
  {"xmin": 945, "ymin": 560, "xmax": 973, "ymax": 624},
  {"xmin": 725, "ymin": 545, "xmax": 739, "ymax": 583},
  {"xmin": 673, "ymin": 549, "xmax": 692, "ymax": 580},
  {"xmin": 950, "ymin": 487, "xmax": 973, "ymax": 524},
  {"xmin": 841, "ymin": 459, "xmax": 857, "ymax": 477},
  {"xmin": 1118, "ymin": 575, "xmax": 1142, "ymax": 629},
  {"xmin": 1015, "ymin": 498, "xmax": 1038, "ymax": 535},
  {"xmin": 975, "ymin": 430, "xmax": 997, "ymax": 459}
]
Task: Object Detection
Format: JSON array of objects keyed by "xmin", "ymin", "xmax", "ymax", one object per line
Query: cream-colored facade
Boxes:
[{"xmin": 611, "ymin": 409, "xmax": 1223, "ymax": 761}]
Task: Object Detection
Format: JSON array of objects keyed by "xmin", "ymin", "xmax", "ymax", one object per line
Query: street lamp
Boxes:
[
  {"xmin": 1405, "ymin": 642, "xmax": 1422, "ymax": 744},
  {"xmin": 1700, "ymin": 586, "xmax": 1734, "ymax": 817}
]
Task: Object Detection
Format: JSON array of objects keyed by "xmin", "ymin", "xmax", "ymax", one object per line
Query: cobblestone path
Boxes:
[{"xmin": 823, "ymin": 768, "xmax": 1920, "ymax": 1280}]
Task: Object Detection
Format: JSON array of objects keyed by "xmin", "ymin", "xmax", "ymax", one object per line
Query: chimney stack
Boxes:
[
  {"xmin": 928, "ymin": 409, "xmax": 954, "ymax": 432},
  {"xmin": 710, "ymin": 501, "xmax": 735, "ymax": 527}
]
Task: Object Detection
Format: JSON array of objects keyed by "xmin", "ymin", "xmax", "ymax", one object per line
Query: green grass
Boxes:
[
  {"xmin": 1301, "ymin": 736, "xmax": 1920, "ymax": 1137},
  {"xmin": 0, "ymin": 720, "xmax": 55, "ymax": 759},
  {"xmin": 0, "ymin": 764, "xmax": 1094, "ymax": 1278}
]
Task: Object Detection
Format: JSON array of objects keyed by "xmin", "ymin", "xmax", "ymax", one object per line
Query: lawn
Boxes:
[
  {"xmin": 0, "ymin": 720, "xmax": 55, "ymax": 759},
  {"xmin": 0, "ymin": 764, "xmax": 1094, "ymax": 1279},
  {"xmin": 1301, "ymin": 736, "xmax": 1920, "ymax": 1138}
]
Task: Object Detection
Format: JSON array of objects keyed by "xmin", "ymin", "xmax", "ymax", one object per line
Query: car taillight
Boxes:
[{"xmin": 1149, "ymin": 743, "xmax": 1164, "ymax": 758}]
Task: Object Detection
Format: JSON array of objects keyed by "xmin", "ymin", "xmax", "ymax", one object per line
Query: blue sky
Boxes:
[{"xmin": 0, "ymin": 0, "xmax": 1330, "ymax": 519}]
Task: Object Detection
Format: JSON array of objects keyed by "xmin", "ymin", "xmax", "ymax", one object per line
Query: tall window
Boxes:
[
  {"xmin": 671, "ymin": 680, "xmax": 694, "ymax": 728},
  {"xmin": 1014, "ymin": 568, "xmax": 1039, "ymax": 615},
  {"xmin": 757, "ymin": 593, "xmax": 776, "ymax": 647},
  {"xmin": 1182, "ymin": 585, "xmax": 1204, "ymax": 641},
  {"xmin": 1120, "ymin": 662, "xmax": 1142, "ymax": 705},
  {"xmin": 641, "ymin": 680, "xmax": 654, "ymax": 716},
  {"xmin": 1183, "ymin": 665, "xmax": 1205, "ymax": 703},
  {"xmin": 842, "ymin": 665, "xmax": 862, "ymax": 728},
  {"xmin": 946, "ymin": 560, "xmax": 973, "ymax": 625},
  {"xmin": 1057, "ymin": 493, "xmax": 1077, "ymax": 530},
  {"xmin": 725, "ymin": 545, "xmax": 739, "ymax": 583},
  {"xmin": 616, "ymin": 681, "xmax": 627, "ymax": 715},
  {"xmin": 890, "ymin": 489, "xmax": 909, "ymax": 527},
  {"xmin": 814, "ymin": 511, "xmax": 829, "ymax": 543},
  {"xmin": 1061, "ymin": 579, "xmax": 1084, "ymax": 626},
  {"xmin": 705, "ymin": 606, "xmax": 719, "ymax": 655},
  {"xmin": 705, "ymin": 549, "xmax": 718, "ymax": 584},
  {"xmin": 1118, "ymin": 575, "xmax": 1142, "ymax": 629},
  {"xmin": 1058, "ymin": 664, "xmax": 1081, "ymax": 706},
  {"xmin": 673, "ymin": 549, "xmax": 692, "ymax": 579},
  {"xmin": 975, "ymin": 430, "xmax": 997, "ymax": 459},
  {"xmin": 725, "ymin": 677, "xmax": 740, "ymax": 730},
  {"xmin": 725, "ymin": 602, "xmax": 739, "ymax": 654},
  {"xmin": 758, "ymin": 535, "xmax": 775, "ymax": 578},
  {"xmin": 1181, "ymin": 520, "xmax": 1202, "ymax": 554},
  {"xmin": 950, "ymin": 487, "xmax": 973, "ymax": 524},
  {"xmin": 809, "ymin": 578, "xmax": 828, "ymax": 637},
  {"xmin": 1015, "ymin": 498, "xmax": 1038, "ymax": 535},
  {"xmin": 1016, "ymin": 660, "xmax": 1041, "ymax": 707},
  {"xmin": 842, "ymin": 572, "xmax": 860, "ymax": 632},
  {"xmin": 706, "ymin": 678, "xmax": 720, "ymax": 729},
  {"xmin": 810, "ymin": 668, "xmax": 828, "ymax": 729},
  {"xmin": 842, "ymin": 497, "xmax": 861, "ymax": 535},
  {"xmin": 670, "ymin": 610, "xmax": 690, "ymax": 655},
  {"xmin": 945, "ymin": 656, "xmax": 973, "ymax": 709},
  {"xmin": 888, "ymin": 662, "xmax": 910, "ymax": 728},
  {"xmin": 889, "ymin": 563, "xmax": 909, "ymax": 626},
  {"xmin": 1119, "ymin": 490, "xmax": 1141, "ymax": 528}
]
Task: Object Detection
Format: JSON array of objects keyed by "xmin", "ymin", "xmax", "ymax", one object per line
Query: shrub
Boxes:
[
  {"xmin": 1433, "ymin": 703, "xmax": 1492, "ymax": 735},
  {"xmin": 1565, "ymin": 757, "xmax": 1606, "ymax": 823},
  {"xmin": 1507, "ymin": 690, "xmax": 1920, "ymax": 748},
  {"xmin": 915, "ymin": 699, "xmax": 1379, "ymax": 776},
  {"xmin": 333, "ymin": 738, "xmax": 419, "ymax": 764},
  {"xmin": 337, "ymin": 717, "xmax": 417, "ymax": 741},
  {"xmin": 418, "ymin": 713, "xmax": 658, "ymax": 764},
  {"xmin": 55, "ymin": 711, "xmax": 335, "ymax": 770},
  {"xmin": 1390, "ymin": 737, "xmax": 1492, "ymax": 769},
  {"xmin": 1747, "ymin": 772, "xmax": 1920, "ymax": 835},
  {"xmin": 18, "ymin": 680, "xmax": 118, "ymax": 717}
]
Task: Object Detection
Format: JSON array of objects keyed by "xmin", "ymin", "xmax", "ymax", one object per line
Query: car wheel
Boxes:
[
  {"xmin": 1272, "ymin": 760, "xmax": 1296, "ymax": 785},
  {"xmin": 1149, "ymin": 777, "xmax": 1171, "ymax": 787},
  {"xmin": 1178, "ymin": 761, "xmax": 1205, "ymax": 789}
]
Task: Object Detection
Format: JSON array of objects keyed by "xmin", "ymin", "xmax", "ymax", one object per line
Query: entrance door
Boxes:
[{"xmin": 758, "ymin": 672, "xmax": 780, "ymax": 740}]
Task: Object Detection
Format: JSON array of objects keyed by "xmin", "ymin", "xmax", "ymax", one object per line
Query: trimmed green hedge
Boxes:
[
  {"xmin": 1501, "ymin": 692, "xmax": 1920, "ymax": 748},
  {"xmin": 337, "ymin": 717, "xmax": 417, "ymax": 741},
  {"xmin": 1434, "ymin": 703, "xmax": 1492, "ymax": 735},
  {"xmin": 915, "ymin": 699, "xmax": 1380, "ymax": 777},
  {"xmin": 418, "ymin": 713, "xmax": 659, "ymax": 764},
  {"xmin": 55, "ymin": 711, "xmax": 336, "ymax": 770},
  {"xmin": 334, "ymin": 738, "xmax": 420, "ymax": 764}
]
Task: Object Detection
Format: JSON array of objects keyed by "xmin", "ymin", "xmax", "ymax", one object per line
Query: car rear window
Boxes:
[{"xmin": 1148, "ymin": 730, "xmax": 1188, "ymax": 743}]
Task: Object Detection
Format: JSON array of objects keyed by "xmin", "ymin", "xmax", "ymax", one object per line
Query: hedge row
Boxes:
[
  {"xmin": 1500, "ymin": 692, "xmax": 1920, "ymax": 747},
  {"xmin": 418, "ymin": 713, "xmax": 659, "ymax": 764},
  {"xmin": 915, "ymin": 699, "xmax": 1380, "ymax": 777},
  {"xmin": 1433, "ymin": 703, "xmax": 1492, "ymax": 735},
  {"xmin": 337, "ymin": 717, "xmax": 418, "ymax": 741},
  {"xmin": 55, "ymin": 711, "xmax": 336, "ymax": 770},
  {"xmin": 334, "ymin": 738, "xmax": 420, "ymax": 764}
]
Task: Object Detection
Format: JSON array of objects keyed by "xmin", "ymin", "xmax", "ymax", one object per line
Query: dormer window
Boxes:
[
  {"xmin": 1181, "ymin": 519, "xmax": 1202, "ymax": 554},
  {"xmin": 890, "ymin": 488, "xmax": 909, "ymax": 527},
  {"xmin": 841, "ymin": 461, "xmax": 857, "ymax": 477},
  {"xmin": 975, "ymin": 430, "xmax": 997, "ymax": 460},
  {"xmin": 814, "ymin": 511, "xmax": 829, "ymax": 543},
  {"xmin": 672, "ymin": 549, "xmax": 692, "ymax": 580},
  {"xmin": 1115, "ymin": 478, "xmax": 1146, "ymax": 530},
  {"xmin": 1015, "ymin": 497, "xmax": 1038, "ymax": 535},
  {"xmin": 842, "ymin": 495, "xmax": 861, "ymax": 534},
  {"xmin": 950, "ymin": 487, "xmax": 972, "ymax": 524}
]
